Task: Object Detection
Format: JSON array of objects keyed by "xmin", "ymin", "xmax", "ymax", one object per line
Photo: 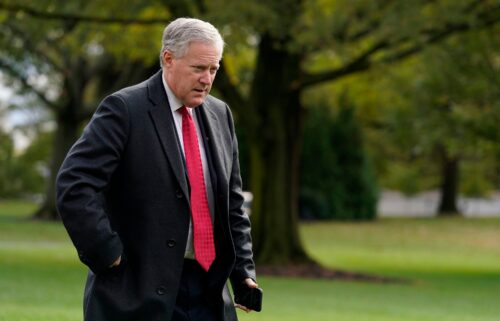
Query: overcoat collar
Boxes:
[{"xmin": 146, "ymin": 70, "xmax": 190, "ymax": 199}]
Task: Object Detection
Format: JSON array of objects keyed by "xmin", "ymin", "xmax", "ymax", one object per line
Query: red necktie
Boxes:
[{"xmin": 181, "ymin": 106, "xmax": 216, "ymax": 271}]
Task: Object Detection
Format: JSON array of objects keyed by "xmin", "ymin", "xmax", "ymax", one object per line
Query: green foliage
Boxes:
[
  {"xmin": 382, "ymin": 163, "xmax": 432, "ymax": 196},
  {"xmin": 0, "ymin": 0, "xmax": 167, "ymax": 114},
  {"xmin": 0, "ymin": 129, "xmax": 51, "ymax": 198},
  {"xmin": 300, "ymin": 99, "xmax": 378, "ymax": 220},
  {"xmin": 329, "ymin": 101, "xmax": 378, "ymax": 219},
  {"xmin": 381, "ymin": 29, "xmax": 500, "ymax": 195},
  {"xmin": 17, "ymin": 130, "xmax": 52, "ymax": 195},
  {"xmin": 0, "ymin": 130, "xmax": 19, "ymax": 197},
  {"xmin": 460, "ymin": 150, "xmax": 496, "ymax": 197},
  {"xmin": 299, "ymin": 106, "xmax": 336, "ymax": 219},
  {"xmin": 312, "ymin": 26, "xmax": 500, "ymax": 198}
]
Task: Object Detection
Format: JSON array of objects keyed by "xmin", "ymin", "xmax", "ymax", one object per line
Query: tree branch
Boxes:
[
  {"xmin": 1, "ymin": 22, "xmax": 65, "ymax": 73},
  {"xmin": 0, "ymin": 2, "xmax": 168, "ymax": 25},
  {"xmin": 303, "ymin": 0, "xmax": 409, "ymax": 53},
  {"xmin": 339, "ymin": 0, "xmax": 398, "ymax": 43},
  {"xmin": 0, "ymin": 58, "xmax": 59, "ymax": 110},
  {"xmin": 301, "ymin": 3, "xmax": 500, "ymax": 89},
  {"xmin": 301, "ymin": 40, "xmax": 389, "ymax": 88},
  {"xmin": 382, "ymin": 5, "xmax": 500, "ymax": 64}
]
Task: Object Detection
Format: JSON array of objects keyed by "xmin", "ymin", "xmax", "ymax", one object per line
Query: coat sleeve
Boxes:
[
  {"xmin": 224, "ymin": 106, "xmax": 257, "ymax": 285},
  {"xmin": 56, "ymin": 94, "xmax": 129, "ymax": 274}
]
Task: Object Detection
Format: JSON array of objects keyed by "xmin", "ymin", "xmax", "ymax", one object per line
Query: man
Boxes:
[{"xmin": 56, "ymin": 17, "xmax": 258, "ymax": 321}]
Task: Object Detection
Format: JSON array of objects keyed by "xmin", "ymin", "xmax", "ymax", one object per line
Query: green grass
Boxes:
[
  {"xmin": 1, "ymin": 200, "xmax": 500, "ymax": 321},
  {"xmin": 0, "ymin": 200, "xmax": 85, "ymax": 321}
]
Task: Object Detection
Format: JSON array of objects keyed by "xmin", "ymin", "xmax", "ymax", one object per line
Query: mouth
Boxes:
[{"xmin": 193, "ymin": 88, "xmax": 207, "ymax": 93}]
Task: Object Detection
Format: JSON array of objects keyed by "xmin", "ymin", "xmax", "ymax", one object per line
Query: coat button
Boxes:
[
  {"xmin": 175, "ymin": 190, "xmax": 183, "ymax": 198},
  {"xmin": 167, "ymin": 239, "xmax": 176, "ymax": 248},
  {"xmin": 156, "ymin": 286, "xmax": 166, "ymax": 295}
]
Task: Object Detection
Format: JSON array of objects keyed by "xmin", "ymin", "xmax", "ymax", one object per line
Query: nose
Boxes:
[{"xmin": 199, "ymin": 70, "xmax": 212, "ymax": 85}]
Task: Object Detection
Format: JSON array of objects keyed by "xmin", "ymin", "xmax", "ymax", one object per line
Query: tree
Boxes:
[
  {"xmin": 382, "ymin": 28, "xmax": 500, "ymax": 215},
  {"xmin": 1, "ymin": 0, "xmax": 500, "ymax": 264},
  {"xmin": 300, "ymin": 98, "xmax": 378, "ymax": 220},
  {"xmin": 0, "ymin": 0, "xmax": 165, "ymax": 218},
  {"xmin": 208, "ymin": 0, "xmax": 500, "ymax": 261},
  {"xmin": 346, "ymin": 26, "xmax": 500, "ymax": 215}
]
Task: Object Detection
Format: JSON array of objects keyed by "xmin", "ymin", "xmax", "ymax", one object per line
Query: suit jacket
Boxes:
[{"xmin": 56, "ymin": 70, "xmax": 256, "ymax": 321}]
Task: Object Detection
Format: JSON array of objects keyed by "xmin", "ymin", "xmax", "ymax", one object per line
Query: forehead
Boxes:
[{"xmin": 182, "ymin": 42, "xmax": 221, "ymax": 65}]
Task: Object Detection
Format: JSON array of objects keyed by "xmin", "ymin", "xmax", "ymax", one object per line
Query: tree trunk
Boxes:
[
  {"xmin": 33, "ymin": 111, "xmax": 80, "ymax": 220},
  {"xmin": 437, "ymin": 151, "xmax": 460, "ymax": 216},
  {"xmin": 247, "ymin": 34, "xmax": 311, "ymax": 264},
  {"xmin": 32, "ymin": 59, "xmax": 158, "ymax": 220}
]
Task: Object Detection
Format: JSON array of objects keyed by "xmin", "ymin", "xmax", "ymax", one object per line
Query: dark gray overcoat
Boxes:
[{"xmin": 56, "ymin": 70, "xmax": 256, "ymax": 321}]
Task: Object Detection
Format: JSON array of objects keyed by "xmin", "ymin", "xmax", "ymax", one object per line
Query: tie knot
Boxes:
[{"xmin": 180, "ymin": 106, "xmax": 190, "ymax": 117}]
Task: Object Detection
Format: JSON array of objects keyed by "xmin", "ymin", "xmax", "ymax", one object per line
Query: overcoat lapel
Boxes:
[
  {"xmin": 146, "ymin": 71, "xmax": 189, "ymax": 200},
  {"xmin": 197, "ymin": 103, "xmax": 230, "ymax": 189}
]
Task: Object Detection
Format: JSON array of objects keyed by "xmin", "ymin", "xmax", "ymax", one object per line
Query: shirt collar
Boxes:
[{"xmin": 162, "ymin": 73, "xmax": 188, "ymax": 114}]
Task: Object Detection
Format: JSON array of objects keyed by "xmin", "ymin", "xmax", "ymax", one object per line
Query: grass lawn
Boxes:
[{"xmin": 1, "ymin": 199, "xmax": 499, "ymax": 321}]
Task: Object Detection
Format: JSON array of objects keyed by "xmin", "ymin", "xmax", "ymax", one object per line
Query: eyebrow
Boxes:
[{"xmin": 190, "ymin": 64, "xmax": 220, "ymax": 69}]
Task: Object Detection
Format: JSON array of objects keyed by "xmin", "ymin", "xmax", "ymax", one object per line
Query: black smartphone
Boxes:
[{"xmin": 234, "ymin": 286, "xmax": 263, "ymax": 312}]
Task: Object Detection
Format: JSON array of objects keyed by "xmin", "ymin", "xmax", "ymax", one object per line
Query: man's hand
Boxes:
[
  {"xmin": 109, "ymin": 255, "xmax": 122, "ymax": 268},
  {"xmin": 235, "ymin": 278, "xmax": 259, "ymax": 313}
]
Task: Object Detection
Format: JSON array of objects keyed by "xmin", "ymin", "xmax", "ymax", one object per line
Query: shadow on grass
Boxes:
[{"xmin": 258, "ymin": 262, "xmax": 411, "ymax": 284}]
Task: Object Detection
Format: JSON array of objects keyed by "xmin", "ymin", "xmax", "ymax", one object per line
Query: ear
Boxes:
[{"xmin": 163, "ymin": 51, "xmax": 174, "ymax": 68}]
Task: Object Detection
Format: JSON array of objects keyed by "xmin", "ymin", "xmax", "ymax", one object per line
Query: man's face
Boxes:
[{"xmin": 163, "ymin": 42, "xmax": 221, "ymax": 107}]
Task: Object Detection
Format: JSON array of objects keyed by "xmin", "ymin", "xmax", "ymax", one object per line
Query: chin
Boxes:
[{"xmin": 188, "ymin": 98, "xmax": 206, "ymax": 107}]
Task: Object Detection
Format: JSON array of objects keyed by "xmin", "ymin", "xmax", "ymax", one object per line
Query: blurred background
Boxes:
[{"xmin": 0, "ymin": 1, "xmax": 499, "ymax": 321}]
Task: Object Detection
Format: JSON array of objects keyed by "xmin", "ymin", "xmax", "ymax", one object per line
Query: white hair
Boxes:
[{"xmin": 159, "ymin": 17, "xmax": 224, "ymax": 66}]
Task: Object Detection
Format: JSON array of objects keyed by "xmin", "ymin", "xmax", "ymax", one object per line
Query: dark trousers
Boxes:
[{"xmin": 171, "ymin": 259, "xmax": 219, "ymax": 321}]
